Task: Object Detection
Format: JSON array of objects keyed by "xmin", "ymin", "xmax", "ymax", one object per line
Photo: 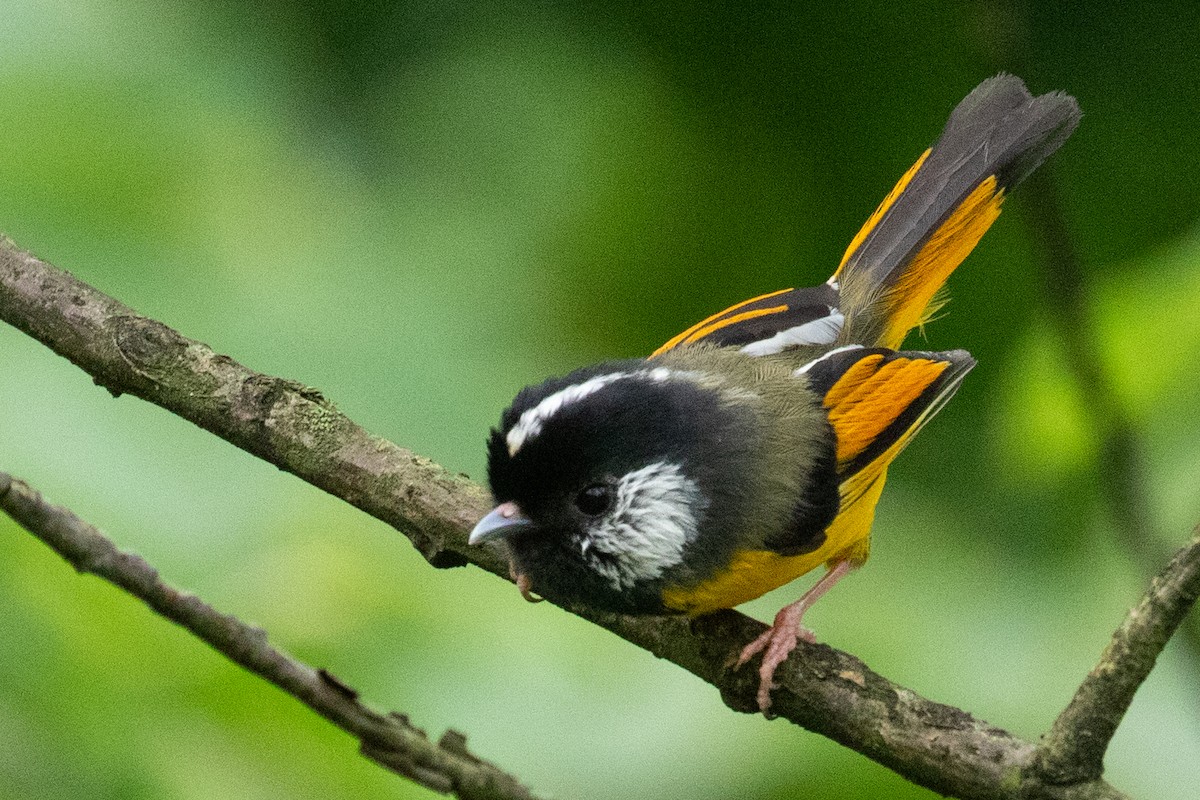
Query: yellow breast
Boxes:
[{"xmin": 660, "ymin": 470, "xmax": 886, "ymax": 616}]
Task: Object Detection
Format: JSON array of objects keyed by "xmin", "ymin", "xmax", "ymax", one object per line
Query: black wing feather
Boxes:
[{"xmin": 652, "ymin": 283, "xmax": 841, "ymax": 355}]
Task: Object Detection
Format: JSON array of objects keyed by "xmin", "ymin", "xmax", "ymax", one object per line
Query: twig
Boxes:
[
  {"xmin": 971, "ymin": 0, "xmax": 1200, "ymax": 678},
  {"xmin": 0, "ymin": 471, "xmax": 544, "ymax": 800},
  {"xmin": 1017, "ymin": 170, "xmax": 1200, "ymax": 671},
  {"xmin": 1035, "ymin": 526, "xmax": 1200, "ymax": 785},
  {"xmin": 0, "ymin": 234, "xmax": 1137, "ymax": 799}
]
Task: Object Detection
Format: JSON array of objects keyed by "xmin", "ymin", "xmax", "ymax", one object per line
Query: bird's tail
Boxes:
[{"xmin": 833, "ymin": 75, "xmax": 1080, "ymax": 349}]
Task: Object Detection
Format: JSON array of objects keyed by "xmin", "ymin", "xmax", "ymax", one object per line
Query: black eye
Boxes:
[{"xmin": 574, "ymin": 483, "xmax": 615, "ymax": 516}]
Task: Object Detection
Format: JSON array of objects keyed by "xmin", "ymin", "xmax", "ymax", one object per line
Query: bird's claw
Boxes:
[
  {"xmin": 509, "ymin": 565, "xmax": 543, "ymax": 603},
  {"xmin": 733, "ymin": 610, "xmax": 816, "ymax": 712}
]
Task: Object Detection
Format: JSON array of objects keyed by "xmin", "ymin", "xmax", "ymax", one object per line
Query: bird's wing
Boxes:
[
  {"xmin": 801, "ymin": 345, "xmax": 976, "ymax": 520},
  {"xmin": 660, "ymin": 345, "xmax": 976, "ymax": 616},
  {"xmin": 650, "ymin": 284, "xmax": 844, "ymax": 357}
]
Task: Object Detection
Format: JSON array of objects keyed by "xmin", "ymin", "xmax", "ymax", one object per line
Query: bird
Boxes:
[{"xmin": 469, "ymin": 75, "xmax": 1080, "ymax": 712}]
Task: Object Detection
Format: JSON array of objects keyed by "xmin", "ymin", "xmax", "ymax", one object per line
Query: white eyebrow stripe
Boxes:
[
  {"xmin": 505, "ymin": 367, "xmax": 715, "ymax": 456},
  {"xmin": 739, "ymin": 309, "xmax": 844, "ymax": 356},
  {"xmin": 506, "ymin": 372, "xmax": 630, "ymax": 456}
]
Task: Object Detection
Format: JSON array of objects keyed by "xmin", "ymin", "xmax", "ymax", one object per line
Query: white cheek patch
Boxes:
[
  {"xmin": 739, "ymin": 309, "xmax": 844, "ymax": 356},
  {"xmin": 581, "ymin": 461, "xmax": 705, "ymax": 590}
]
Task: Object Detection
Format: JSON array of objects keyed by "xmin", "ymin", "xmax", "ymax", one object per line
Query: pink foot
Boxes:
[
  {"xmin": 736, "ymin": 604, "xmax": 817, "ymax": 711},
  {"xmin": 733, "ymin": 560, "xmax": 855, "ymax": 712}
]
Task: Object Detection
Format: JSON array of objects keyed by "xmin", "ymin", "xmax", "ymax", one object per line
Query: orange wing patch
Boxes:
[
  {"xmin": 806, "ymin": 346, "xmax": 974, "ymax": 510},
  {"xmin": 816, "ymin": 349, "xmax": 974, "ymax": 575},
  {"xmin": 824, "ymin": 355, "xmax": 950, "ymax": 465}
]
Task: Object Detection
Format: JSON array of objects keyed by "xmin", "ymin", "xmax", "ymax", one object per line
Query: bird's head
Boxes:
[{"xmin": 471, "ymin": 360, "xmax": 762, "ymax": 613}]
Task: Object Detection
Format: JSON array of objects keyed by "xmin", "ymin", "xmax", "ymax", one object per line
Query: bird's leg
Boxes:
[{"xmin": 735, "ymin": 559, "xmax": 855, "ymax": 712}]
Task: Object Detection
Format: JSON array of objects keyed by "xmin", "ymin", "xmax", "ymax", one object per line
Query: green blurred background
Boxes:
[{"xmin": 2, "ymin": 1, "xmax": 1199, "ymax": 798}]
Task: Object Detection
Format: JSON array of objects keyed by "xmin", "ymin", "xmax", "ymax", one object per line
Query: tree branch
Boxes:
[
  {"xmin": 0, "ymin": 471, "xmax": 544, "ymax": 800},
  {"xmin": 1034, "ymin": 527, "xmax": 1200, "ymax": 785},
  {"xmin": 0, "ymin": 233, "xmax": 1160, "ymax": 799}
]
